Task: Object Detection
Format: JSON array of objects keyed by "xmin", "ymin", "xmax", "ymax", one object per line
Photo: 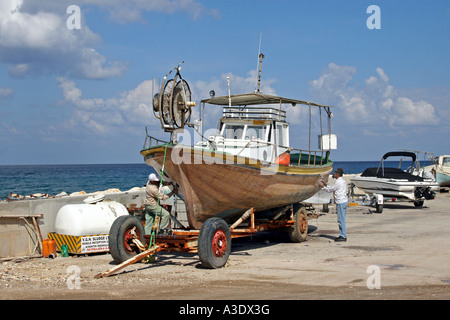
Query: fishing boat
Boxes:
[
  {"xmin": 100, "ymin": 60, "xmax": 339, "ymax": 272},
  {"xmin": 350, "ymin": 151, "xmax": 439, "ymax": 207},
  {"xmin": 140, "ymin": 62, "xmax": 335, "ymax": 229},
  {"xmin": 434, "ymin": 155, "xmax": 450, "ymax": 188}
]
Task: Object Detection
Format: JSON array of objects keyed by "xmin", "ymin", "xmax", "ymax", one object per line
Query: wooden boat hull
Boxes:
[{"xmin": 141, "ymin": 145, "xmax": 332, "ymax": 229}]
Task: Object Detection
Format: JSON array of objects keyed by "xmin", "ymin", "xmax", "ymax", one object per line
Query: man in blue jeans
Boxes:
[{"xmin": 320, "ymin": 168, "xmax": 348, "ymax": 242}]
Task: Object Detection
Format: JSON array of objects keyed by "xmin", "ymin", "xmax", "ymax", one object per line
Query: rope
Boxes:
[{"xmin": 149, "ymin": 143, "xmax": 170, "ymax": 249}]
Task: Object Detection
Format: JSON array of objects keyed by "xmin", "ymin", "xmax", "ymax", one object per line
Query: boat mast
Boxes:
[
  {"xmin": 255, "ymin": 33, "xmax": 264, "ymax": 93},
  {"xmin": 256, "ymin": 53, "xmax": 265, "ymax": 93}
]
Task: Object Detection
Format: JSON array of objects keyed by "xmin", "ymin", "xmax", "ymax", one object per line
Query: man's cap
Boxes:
[{"xmin": 148, "ymin": 173, "xmax": 159, "ymax": 182}]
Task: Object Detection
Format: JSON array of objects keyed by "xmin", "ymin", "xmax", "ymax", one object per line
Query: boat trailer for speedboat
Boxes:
[
  {"xmin": 95, "ymin": 203, "xmax": 308, "ymax": 278},
  {"xmin": 348, "ymin": 184, "xmax": 384, "ymax": 213}
]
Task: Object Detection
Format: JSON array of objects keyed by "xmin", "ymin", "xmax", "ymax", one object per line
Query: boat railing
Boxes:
[
  {"xmin": 143, "ymin": 127, "xmax": 169, "ymax": 149},
  {"xmin": 143, "ymin": 129, "xmax": 330, "ymax": 167},
  {"xmin": 223, "ymin": 106, "xmax": 286, "ymax": 121},
  {"xmin": 291, "ymin": 148, "xmax": 331, "ymax": 167},
  {"xmin": 277, "ymin": 145, "xmax": 330, "ymax": 167}
]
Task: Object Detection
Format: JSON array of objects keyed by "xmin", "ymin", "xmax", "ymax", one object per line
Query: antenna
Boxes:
[
  {"xmin": 256, "ymin": 52, "xmax": 264, "ymax": 93},
  {"xmin": 255, "ymin": 33, "xmax": 262, "ymax": 92},
  {"xmin": 227, "ymin": 76, "xmax": 231, "ymax": 108}
]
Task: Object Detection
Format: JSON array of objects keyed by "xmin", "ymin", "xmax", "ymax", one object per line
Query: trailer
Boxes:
[
  {"xmin": 348, "ymin": 178, "xmax": 439, "ymax": 213},
  {"xmin": 348, "ymin": 190, "xmax": 384, "ymax": 213},
  {"xmin": 95, "ymin": 202, "xmax": 308, "ymax": 278}
]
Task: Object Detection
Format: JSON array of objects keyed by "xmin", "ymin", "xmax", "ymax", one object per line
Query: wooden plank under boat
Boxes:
[{"xmin": 141, "ymin": 144, "xmax": 332, "ymax": 229}]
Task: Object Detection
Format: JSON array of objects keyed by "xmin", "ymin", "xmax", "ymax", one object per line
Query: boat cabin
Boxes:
[
  {"xmin": 196, "ymin": 106, "xmax": 290, "ymax": 163},
  {"xmin": 196, "ymin": 92, "xmax": 335, "ymax": 167}
]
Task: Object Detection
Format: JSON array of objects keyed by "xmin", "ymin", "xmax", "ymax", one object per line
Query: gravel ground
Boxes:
[{"xmin": 1, "ymin": 192, "xmax": 449, "ymax": 301}]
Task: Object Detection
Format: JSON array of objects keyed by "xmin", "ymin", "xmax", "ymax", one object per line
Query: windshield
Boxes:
[
  {"xmin": 245, "ymin": 125, "xmax": 267, "ymax": 141},
  {"xmin": 443, "ymin": 157, "xmax": 450, "ymax": 167},
  {"xmin": 223, "ymin": 125, "xmax": 244, "ymax": 139}
]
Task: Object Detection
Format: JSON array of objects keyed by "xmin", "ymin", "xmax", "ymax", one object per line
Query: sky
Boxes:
[{"xmin": 0, "ymin": 0, "xmax": 449, "ymax": 164}]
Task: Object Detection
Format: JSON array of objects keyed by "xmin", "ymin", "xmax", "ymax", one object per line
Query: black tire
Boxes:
[
  {"xmin": 109, "ymin": 215, "xmax": 145, "ymax": 263},
  {"xmin": 375, "ymin": 203, "xmax": 383, "ymax": 213},
  {"xmin": 288, "ymin": 203, "xmax": 308, "ymax": 243},
  {"xmin": 198, "ymin": 217, "xmax": 231, "ymax": 269},
  {"xmin": 414, "ymin": 200, "xmax": 424, "ymax": 207}
]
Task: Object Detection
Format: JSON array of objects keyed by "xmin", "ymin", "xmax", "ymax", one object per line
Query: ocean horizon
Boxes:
[{"xmin": 0, "ymin": 160, "xmax": 432, "ymax": 200}]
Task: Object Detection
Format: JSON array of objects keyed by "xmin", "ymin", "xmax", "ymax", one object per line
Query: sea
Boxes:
[{"xmin": 0, "ymin": 161, "xmax": 432, "ymax": 200}]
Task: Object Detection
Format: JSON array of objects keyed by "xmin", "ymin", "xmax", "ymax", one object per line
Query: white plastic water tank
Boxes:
[{"xmin": 55, "ymin": 200, "xmax": 129, "ymax": 236}]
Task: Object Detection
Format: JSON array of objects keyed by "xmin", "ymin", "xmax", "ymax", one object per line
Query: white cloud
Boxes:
[
  {"xmin": 19, "ymin": 0, "xmax": 219, "ymax": 24},
  {"xmin": 393, "ymin": 97, "xmax": 436, "ymax": 126},
  {"xmin": 58, "ymin": 77, "xmax": 157, "ymax": 135},
  {"xmin": 309, "ymin": 63, "xmax": 439, "ymax": 128},
  {"xmin": 0, "ymin": 87, "xmax": 13, "ymax": 101},
  {"xmin": 56, "ymin": 68, "xmax": 277, "ymax": 137},
  {"xmin": 89, "ymin": 0, "xmax": 220, "ymax": 23},
  {"xmin": 193, "ymin": 69, "xmax": 276, "ymax": 100},
  {"xmin": 0, "ymin": 0, "xmax": 127, "ymax": 79},
  {"xmin": 0, "ymin": 0, "xmax": 218, "ymax": 79},
  {"xmin": 0, "ymin": 87, "xmax": 13, "ymax": 108},
  {"xmin": 192, "ymin": 69, "xmax": 277, "ymax": 128}
]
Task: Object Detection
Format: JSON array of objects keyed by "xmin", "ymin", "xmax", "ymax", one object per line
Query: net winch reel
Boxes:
[{"xmin": 152, "ymin": 62, "xmax": 196, "ymax": 135}]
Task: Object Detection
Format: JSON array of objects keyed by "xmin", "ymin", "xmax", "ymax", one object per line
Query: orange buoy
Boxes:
[{"xmin": 275, "ymin": 151, "xmax": 291, "ymax": 166}]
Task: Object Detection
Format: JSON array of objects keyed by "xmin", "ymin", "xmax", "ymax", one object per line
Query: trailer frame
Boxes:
[{"xmin": 95, "ymin": 204, "xmax": 306, "ymax": 278}]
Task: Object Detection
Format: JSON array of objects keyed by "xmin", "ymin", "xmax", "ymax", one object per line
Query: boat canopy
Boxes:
[
  {"xmin": 201, "ymin": 92, "xmax": 333, "ymax": 109},
  {"xmin": 382, "ymin": 151, "xmax": 416, "ymax": 162}
]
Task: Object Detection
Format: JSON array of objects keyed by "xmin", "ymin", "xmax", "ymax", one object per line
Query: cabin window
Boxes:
[
  {"xmin": 223, "ymin": 125, "xmax": 244, "ymax": 140},
  {"xmin": 245, "ymin": 125, "xmax": 267, "ymax": 141},
  {"xmin": 443, "ymin": 158, "xmax": 450, "ymax": 167},
  {"xmin": 276, "ymin": 124, "xmax": 288, "ymax": 147}
]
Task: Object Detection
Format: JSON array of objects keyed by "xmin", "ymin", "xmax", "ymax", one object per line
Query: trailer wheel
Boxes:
[
  {"xmin": 288, "ymin": 203, "xmax": 308, "ymax": 243},
  {"xmin": 414, "ymin": 200, "xmax": 424, "ymax": 207},
  {"xmin": 109, "ymin": 215, "xmax": 145, "ymax": 263},
  {"xmin": 375, "ymin": 204, "xmax": 383, "ymax": 213},
  {"xmin": 198, "ymin": 217, "xmax": 231, "ymax": 269}
]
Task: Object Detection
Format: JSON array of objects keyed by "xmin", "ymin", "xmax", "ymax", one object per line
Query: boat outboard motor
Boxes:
[
  {"xmin": 424, "ymin": 187, "xmax": 436, "ymax": 200},
  {"xmin": 415, "ymin": 187, "xmax": 436, "ymax": 200}
]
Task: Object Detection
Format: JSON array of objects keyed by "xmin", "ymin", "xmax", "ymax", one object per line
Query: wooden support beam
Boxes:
[
  {"xmin": 230, "ymin": 208, "xmax": 254, "ymax": 230},
  {"xmin": 95, "ymin": 245, "xmax": 160, "ymax": 279},
  {"xmin": 0, "ymin": 214, "xmax": 43, "ymax": 218}
]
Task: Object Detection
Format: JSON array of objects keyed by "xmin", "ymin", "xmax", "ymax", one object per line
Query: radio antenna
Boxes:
[
  {"xmin": 255, "ymin": 33, "xmax": 263, "ymax": 92},
  {"xmin": 256, "ymin": 52, "xmax": 265, "ymax": 93}
]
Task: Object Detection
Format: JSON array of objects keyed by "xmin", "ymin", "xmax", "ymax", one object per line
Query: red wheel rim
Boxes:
[
  {"xmin": 212, "ymin": 229, "xmax": 227, "ymax": 258},
  {"xmin": 299, "ymin": 214, "xmax": 307, "ymax": 233},
  {"xmin": 123, "ymin": 227, "xmax": 139, "ymax": 253}
]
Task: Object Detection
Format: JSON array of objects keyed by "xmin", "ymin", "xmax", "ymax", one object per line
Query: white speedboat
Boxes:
[{"xmin": 351, "ymin": 151, "xmax": 439, "ymax": 207}]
